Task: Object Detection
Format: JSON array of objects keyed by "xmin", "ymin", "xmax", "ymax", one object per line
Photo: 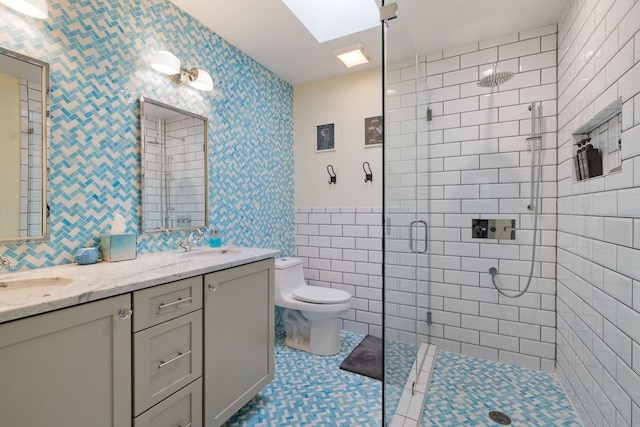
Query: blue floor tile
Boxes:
[
  {"xmin": 224, "ymin": 331, "xmax": 382, "ymax": 427},
  {"xmin": 384, "ymin": 339, "xmax": 420, "ymax": 422},
  {"xmin": 223, "ymin": 334, "xmax": 582, "ymax": 427},
  {"xmin": 421, "ymin": 351, "xmax": 583, "ymax": 427}
]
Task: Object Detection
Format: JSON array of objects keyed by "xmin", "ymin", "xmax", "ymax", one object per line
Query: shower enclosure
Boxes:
[
  {"xmin": 382, "ymin": 1, "xmax": 556, "ymax": 424},
  {"xmin": 382, "ymin": 5, "xmax": 431, "ymax": 423}
]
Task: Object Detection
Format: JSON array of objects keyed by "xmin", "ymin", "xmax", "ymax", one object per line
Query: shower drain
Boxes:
[{"xmin": 488, "ymin": 411, "xmax": 512, "ymax": 425}]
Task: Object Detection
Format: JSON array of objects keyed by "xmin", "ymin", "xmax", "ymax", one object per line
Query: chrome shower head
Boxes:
[{"xmin": 477, "ymin": 63, "xmax": 513, "ymax": 88}]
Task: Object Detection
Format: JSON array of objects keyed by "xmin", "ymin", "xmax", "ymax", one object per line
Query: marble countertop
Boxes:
[{"xmin": 0, "ymin": 246, "xmax": 280, "ymax": 324}]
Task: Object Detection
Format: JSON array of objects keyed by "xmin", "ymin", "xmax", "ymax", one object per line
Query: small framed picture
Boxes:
[
  {"xmin": 316, "ymin": 123, "xmax": 335, "ymax": 152},
  {"xmin": 364, "ymin": 116, "xmax": 383, "ymax": 147}
]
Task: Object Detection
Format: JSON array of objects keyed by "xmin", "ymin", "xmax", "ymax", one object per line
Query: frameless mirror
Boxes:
[
  {"xmin": 0, "ymin": 47, "xmax": 49, "ymax": 243},
  {"xmin": 140, "ymin": 97, "xmax": 208, "ymax": 232}
]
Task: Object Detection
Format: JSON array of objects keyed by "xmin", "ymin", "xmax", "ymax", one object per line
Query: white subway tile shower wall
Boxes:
[
  {"xmin": 294, "ymin": 207, "xmax": 383, "ymax": 338},
  {"xmin": 385, "ymin": 25, "xmax": 558, "ymax": 372},
  {"xmin": 143, "ymin": 116, "xmax": 162, "ymax": 229},
  {"xmin": 20, "ymin": 79, "xmax": 43, "ymax": 237},
  {"xmin": 165, "ymin": 115, "xmax": 206, "ymax": 227},
  {"xmin": 556, "ymin": 1, "xmax": 640, "ymax": 426},
  {"xmin": 143, "ymin": 115, "xmax": 205, "ymax": 230}
]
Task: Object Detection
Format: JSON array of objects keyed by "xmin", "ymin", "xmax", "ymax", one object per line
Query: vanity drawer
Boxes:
[
  {"xmin": 134, "ymin": 378, "xmax": 202, "ymax": 427},
  {"xmin": 134, "ymin": 311, "xmax": 203, "ymax": 416},
  {"xmin": 134, "ymin": 276, "xmax": 203, "ymax": 332}
]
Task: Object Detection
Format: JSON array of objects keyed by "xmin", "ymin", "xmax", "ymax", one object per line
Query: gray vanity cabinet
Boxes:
[
  {"xmin": 0, "ymin": 255, "xmax": 276, "ymax": 427},
  {"xmin": 203, "ymin": 258, "xmax": 275, "ymax": 426},
  {"xmin": 0, "ymin": 294, "xmax": 132, "ymax": 427},
  {"xmin": 134, "ymin": 378, "xmax": 203, "ymax": 427},
  {"xmin": 133, "ymin": 276, "xmax": 203, "ymax": 424}
]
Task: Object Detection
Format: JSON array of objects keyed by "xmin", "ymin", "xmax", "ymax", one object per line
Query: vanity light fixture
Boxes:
[
  {"xmin": 333, "ymin": 43, "xmax": 371, "ymax": 68},
  {"xmin": 150, "ymin": 50, "xmax": 214, "ymax": 92},
  {"xmin": 0, "ymin": 0, "xmax": 48, "ymax": 19}
]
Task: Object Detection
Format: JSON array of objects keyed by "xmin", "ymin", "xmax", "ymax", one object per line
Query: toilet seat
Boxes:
[{"xmin": 292, "ymin": 287, "xmax": 351, "ymax": 304}]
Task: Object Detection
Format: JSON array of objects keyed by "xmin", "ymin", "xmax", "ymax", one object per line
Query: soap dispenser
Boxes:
[{"xmin": 208, "ymin": 228, "xmax": 221, "ymax": 248}]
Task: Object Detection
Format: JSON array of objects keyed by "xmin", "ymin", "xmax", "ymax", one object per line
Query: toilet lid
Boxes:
[{"xmin": 292, "ymin": 287, "xmax": 351, "ymax": 304}]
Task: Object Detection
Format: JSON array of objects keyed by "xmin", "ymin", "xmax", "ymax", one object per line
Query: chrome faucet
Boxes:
[
  {"xmin": 176, "ymin": 228, "xmax": 205, "ymax": 252},
  {"xmin": 1, "ymin": 254, "xmax": 15, "ymax": 270}
]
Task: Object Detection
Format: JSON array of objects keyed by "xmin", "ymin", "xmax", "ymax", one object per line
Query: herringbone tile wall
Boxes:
[{"xmin": 0, "ymin": 0, "xmax": 294, "ymax": 269}]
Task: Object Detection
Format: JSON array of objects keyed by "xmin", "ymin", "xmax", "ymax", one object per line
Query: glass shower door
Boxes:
[{"xmin": 383, "ymin": 2, "xmax": 430, "ymax": 424}]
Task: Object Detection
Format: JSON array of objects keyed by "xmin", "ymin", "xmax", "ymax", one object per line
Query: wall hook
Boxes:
[
  {"xmin": 327, "ymin": 164, "xmax": 337, "ymax": 184},
  {"xmin": 363, "ymin": 162, "xmax": 373, "ymax": 182}
]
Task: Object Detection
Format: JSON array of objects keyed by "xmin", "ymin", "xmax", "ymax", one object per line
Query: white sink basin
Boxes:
[
  {"xmin": 0, "ymin": 277, "xmax": 75, "ymax": 298},
  {"xmin": 181, "ymin": 247, "xmax": 242, "ymax": 259}
]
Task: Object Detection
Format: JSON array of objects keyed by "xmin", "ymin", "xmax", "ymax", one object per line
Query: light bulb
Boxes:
[
  {"xmin": 189, "ymin": 68, "xmax": 214, "ymax": 92},
  {"xmin": 150, "ymin": 50, "xmax": 181, "ymax": 75}
]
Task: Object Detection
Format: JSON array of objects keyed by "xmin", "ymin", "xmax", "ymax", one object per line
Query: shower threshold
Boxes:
[{"xmin": 389, "ymin": 342, "xmax": 438, "ymax": 427}]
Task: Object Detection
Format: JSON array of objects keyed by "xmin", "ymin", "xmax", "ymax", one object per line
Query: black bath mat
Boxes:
[{"xmin": 339, "ymin": 335, "xmax": 383, "ymax": 381}]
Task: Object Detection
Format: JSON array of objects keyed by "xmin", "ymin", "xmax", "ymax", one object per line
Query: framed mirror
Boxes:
[
  {"xmin": 0, "ymin": 47, "xmax": 49, "ymax": 243},
  {"xmin": 140, "ymin": 97, "xmax": 208, "ymax": 232}
]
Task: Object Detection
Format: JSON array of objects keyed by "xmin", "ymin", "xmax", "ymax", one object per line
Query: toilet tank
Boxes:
[{"xmin": 274, "ymin": 257, "xmax": 306, "ymax": 298}]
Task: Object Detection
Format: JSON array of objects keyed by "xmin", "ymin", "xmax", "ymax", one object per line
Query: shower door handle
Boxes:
[{"xmin": 409, "ymin": 220, "xmax": 428, "ymax": 253}]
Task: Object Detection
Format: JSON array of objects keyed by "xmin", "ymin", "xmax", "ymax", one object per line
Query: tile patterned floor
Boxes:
[
  {"xmin": 224, "ymin": 331, "xmax": 382, "ymax": 427},
  {"xmin": 384, "ymin": 339, "xmax": 422, "ymax": 423},
  {"xmin": 389, "ymin": 343, "xmax": 437, "ymax": 427},
  {"xmin": 421, "ymin": 351, "xmax": 583, "ymax": 427},
  {"xmin": 223, "ymin": 333, "xmax": 582, "ymax": 427}
]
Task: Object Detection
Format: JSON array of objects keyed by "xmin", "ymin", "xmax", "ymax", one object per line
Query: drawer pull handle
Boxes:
[
  {"xmin": 158, "ymin": 297, "xmax": 192, "ymax": 311},
  {"xmin": 208, "ymin": 283, "xmax": 217, "ymax": 292},
  {"xmin": 178, "ymin": 423, "xmax": 192, "ymax": 427},
  {"xmin": 159, "ymin": 350, "xmax": 192, "ymax": 369}
]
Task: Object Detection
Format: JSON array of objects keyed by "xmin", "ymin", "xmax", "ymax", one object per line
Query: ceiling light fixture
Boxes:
[
  {"xmin": 0, "ymin": 0, "xmax": 48, "ymax": 19},
  {"xmin": 150, "ymin": 50, "xmax": 214, "ymax": 92},
  {"xmin": 333, "ymin": 44, "xmax": 371, "ymax": 68}
]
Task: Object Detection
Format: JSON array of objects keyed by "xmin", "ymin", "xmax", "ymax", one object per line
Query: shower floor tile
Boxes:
[
  {"xmin": 421, "ymin": 351, "xmax": 583, "ymax": 427},
  {"xmin": 223, "ymin": 331, "xmax": 382, "ymax": 427},
  {"xmin": 222, "ymin": 335, "xmax": 582, "ymax": 427}
]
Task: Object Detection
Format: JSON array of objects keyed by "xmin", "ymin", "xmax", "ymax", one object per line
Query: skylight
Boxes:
[{"xmin": 282, "ymin": 0, "xmax": 379, "ymax": 43}]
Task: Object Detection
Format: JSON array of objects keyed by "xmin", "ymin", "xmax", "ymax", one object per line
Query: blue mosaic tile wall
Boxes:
[{"xmin": 0, "ymin": 0, "xmax": 294, "ymax": 269}]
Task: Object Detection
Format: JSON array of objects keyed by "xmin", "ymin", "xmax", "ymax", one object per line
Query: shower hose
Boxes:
[{"xmin": 489, "ymin": 133, "xmax": 542, "ymax": 299}]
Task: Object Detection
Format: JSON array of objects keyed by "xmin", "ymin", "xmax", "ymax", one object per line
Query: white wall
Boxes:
[
  {"xmin": 293, "ymin": 68, "xmax": 383, "ymax": 335},
  {"xmin": 385, "ymin": 25, "xmax": 559, "ymax": 371},
  {"xmin": 0, "ymin": 73, "xmax": 21, "ymax": 239},
  {"xmin": 556, "ymin": 1, "xmax": 640, "ymax": 426},
  {"xmin": 294, "ymin": 69, "xmax": 382, "ymax": 207}
]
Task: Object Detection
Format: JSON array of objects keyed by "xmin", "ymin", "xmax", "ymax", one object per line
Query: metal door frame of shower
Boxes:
[{"xmin": 380, "ymin": 3, "xmax": 388, "ymax": 422}]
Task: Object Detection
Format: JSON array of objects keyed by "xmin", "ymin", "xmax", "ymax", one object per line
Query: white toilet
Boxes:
[{"xmin": 275, "ymin": 257, "xmax": 351, "ymax": 356}]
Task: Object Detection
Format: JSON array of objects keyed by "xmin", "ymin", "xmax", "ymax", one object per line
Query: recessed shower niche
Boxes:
[{"xmin": 572, "ymin": 98, "xmax": 623, "ymax": 182}]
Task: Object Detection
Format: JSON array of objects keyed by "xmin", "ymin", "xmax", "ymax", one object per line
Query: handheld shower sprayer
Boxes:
[
  {"xmin": 526, "ymin": 102, "xmax": 543, "ymax": 211},
  {"xmin": 490, "ymin": 103, "xmax": 543, "ymax": 299}
]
